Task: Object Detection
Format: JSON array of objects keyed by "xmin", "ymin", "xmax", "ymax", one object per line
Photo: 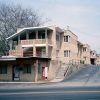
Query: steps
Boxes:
[{"xmin": 51, "ymin": 65, "xmax": 70, "ymax": 82}]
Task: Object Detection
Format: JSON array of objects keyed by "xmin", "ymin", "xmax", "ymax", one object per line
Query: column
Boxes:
[
  {"xmin": 35, "ymin": 60, "xmax": 38, "ymax": 82},
  {"xmin": 26, "ymin": 31, "xmax": 29, "ymax": 39},
  {"xmin": 9, "ymin": 40, "xmax": 13, "ymax": 50},
  {"xmin": 45, "ymin": 29, "xmax": 47, "ymax": 39},
  {"xmin": 36, "ymin": 30, "xmax": 38, "ymax": 39},
  {"xmin": 18, "ymin": 35, "xmax": 20, "ymax": 44},
  {"xmin": 33, "ymin": 46, "xmax": 36, "ymax": 57},
  {"xmin": 45, "ymin": 29, "xmax": 48, "ymax": 57}
]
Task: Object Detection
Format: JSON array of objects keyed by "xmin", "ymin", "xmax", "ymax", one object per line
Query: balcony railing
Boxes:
[
  {"xmin": 20, "ymin": 39, "xmax": 52, "ymax": 46},
  {"xmin": 9, "ymin": 50, "xmax": 23, "ymax": 57}
]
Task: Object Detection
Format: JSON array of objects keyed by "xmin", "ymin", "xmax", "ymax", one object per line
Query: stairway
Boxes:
[{"xmin": 51, "ymin": 65, "xmax": 69, "ymax": 82}]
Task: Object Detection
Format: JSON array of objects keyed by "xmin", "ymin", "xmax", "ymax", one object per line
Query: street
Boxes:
[
  {"xmin": 0, "ymin": 65, "xmax": 100, "ymax": 100},
  {"xmin": 0, "ymin": 86, "xmax": 100, "ymax": 100}
]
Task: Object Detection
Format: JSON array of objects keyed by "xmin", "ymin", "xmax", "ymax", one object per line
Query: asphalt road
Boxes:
[{"xmin": 0, "ymin": 86, "xmax": 100, "ymax": 100}]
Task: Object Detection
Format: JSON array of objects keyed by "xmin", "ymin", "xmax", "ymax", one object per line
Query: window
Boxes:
[
  {"xmin": 23, "ymin": 64, "xmax": 31, "ymax": 73},
  {"xmin": 64, "ymin": 50, "xmax": 70, "ymax": 57},
  {"xmin": 0, "ymin": 65, "xmax": 7, "ymax": 74},
  {"xmin": 83, "ymin": 47, "xmax": 86, "ymax": 52},
  {"xmin": 56, "ymin": 34, "xmax": 59, "ymax": 41},
  {"xmin": 38, "ymin": 30, "xmax": 45, "ymax": 39},
  {"xmin": 84, "ymin": 57, "xmax": 86, "ymax": 60},
  {"xmin": 64, "ymin": 36, "xmax": 69, "ymax": 42},
  {"xmin": 56, "ymin": 50, "xmax": 59, "ymax": 57}
]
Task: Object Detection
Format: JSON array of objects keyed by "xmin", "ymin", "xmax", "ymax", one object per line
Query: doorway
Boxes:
[
  {"xmin": 90, "ymin": 58, "xmax": 95, "ymax": 65},
  {"xmin": 13, "ymin": 65, "xmax": 20, "ymax": 81}
]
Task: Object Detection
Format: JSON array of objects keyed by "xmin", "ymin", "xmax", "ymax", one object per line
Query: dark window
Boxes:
[
  {"xmin": 23, "ymin": 64, "xmax": 31, "ymax": 73},
  {"xmin": 83, "ymin": 47, "xmax": 86, "ymax": 52},
  {"xmin": 0, "ymin": 65, "xmax": 7, "ymax": 74},
  {"xmin": 38, "ymin": 30, "xmax": 45, "ymax": 39},
  {"xmin": 64, "ymin": 36, "xmax": 69, "ymax": 42},
  {"xmin": 64, "ymin": 50, "xmax": 70, "ymax": 57}
]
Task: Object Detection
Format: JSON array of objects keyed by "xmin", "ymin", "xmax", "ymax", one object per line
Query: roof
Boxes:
[
  {"xmin": 77, "ymin": 41, "xmax": 83, "ymax": 46},
  {"xmin": 0, "ymin": 56, "xmax": 16, "ymax": 61},
  {"xmin": 0, "ymin": 56, "xmax": 51, "ymax": 62},
  {"xmin": 6, "ymin": 26, "xmax": 53, "ymax": 40}
]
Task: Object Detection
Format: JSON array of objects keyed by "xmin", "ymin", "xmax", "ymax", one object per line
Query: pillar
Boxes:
[
  {"xmin": 45, "ymin": 29, "xmax": 48, "ymax": 57},
  {"xmin": 26, "ymin": 32, "xmax": 29, "ymax": 39},
  {"xmin": 33, "ymin": 46, "xmax": 36, "ymax": 57},
  {"xmin": 18, "ymin": 35, "xmax": 20, "ymax": 44},
  {"xmin": 9, "ymin": 40, "xmax": 13, "ymax": 50},
  {"xmin": 35, "ymin": 60, "xmax": 38, "ymax": 82},
  {"xmin": 36, "ymin": 30, "xmax": 38, "ymax": 39}
]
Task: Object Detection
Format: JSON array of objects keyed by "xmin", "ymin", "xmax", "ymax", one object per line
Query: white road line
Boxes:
[{"xmin": 0, "ymin": 91, "xmax": 100, "ymax": 96}]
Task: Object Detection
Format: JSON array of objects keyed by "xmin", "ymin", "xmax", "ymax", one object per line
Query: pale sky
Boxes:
[{"xmin": 0, "ymin": 0, "xmax": 100, "ymax": 53}]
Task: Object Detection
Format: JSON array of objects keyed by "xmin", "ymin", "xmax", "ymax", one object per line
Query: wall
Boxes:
[
  {"xmin": 59, "ymin": 30, "xmax": 78, "ymax": 64},
  {"xmin": 0, "ymin": 64, "xmax": 12, "ymax": 81}
]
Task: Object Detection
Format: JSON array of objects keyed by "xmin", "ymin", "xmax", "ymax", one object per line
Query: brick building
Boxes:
[{"xmin": 0, "ymin": 25, "xmax": 100, "ymax": 81}]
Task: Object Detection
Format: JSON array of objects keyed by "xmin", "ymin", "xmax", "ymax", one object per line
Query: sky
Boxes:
[{"xmin": 0, "ymin": 0, "xmax": 100, "ymax": 53}]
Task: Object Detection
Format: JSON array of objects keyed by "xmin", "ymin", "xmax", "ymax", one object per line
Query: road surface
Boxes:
[{"xmin": 0, "ymin": 86, "xmax": 100, "ymax": 100}]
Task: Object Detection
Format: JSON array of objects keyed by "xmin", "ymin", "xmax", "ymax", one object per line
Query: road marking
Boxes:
[{"xmin": 0, "ymin": 91, "xmax": 100, "ymax": 96}]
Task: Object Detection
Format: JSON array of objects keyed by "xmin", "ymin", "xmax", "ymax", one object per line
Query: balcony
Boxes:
[
  {"xmin": 9, "ymin": 50, "xmax": 23, "ymax": 57},
  {"xmin": 20, "ymin": 39, "xmax": 52, "ymax": 46}
]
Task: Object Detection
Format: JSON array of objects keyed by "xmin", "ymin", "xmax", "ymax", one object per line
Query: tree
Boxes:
[{"xmin": 0, "ymin": 3, "xmax": 44, "ymax": 55}]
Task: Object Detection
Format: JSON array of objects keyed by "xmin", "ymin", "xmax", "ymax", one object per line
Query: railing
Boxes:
[
  {"xmin": 23, "ymin": 51, "xmax": 33, "ymax": 57},
  {"xmin": 9, "ymin": 50, "xmax": 23, "ymax": 57},
  {"xmin": 20, "ymin": 39, "xmax": 52, "ymax": 45}
]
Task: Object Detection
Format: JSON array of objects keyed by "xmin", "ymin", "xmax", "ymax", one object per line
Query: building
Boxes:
[
  {"xmin": 90, "ymin": 50, "xmax": 97, "ymax": 65},
  {"xmin": 96, "ymin": 54, "xmax": 100, "ymax": 65},
  {"xmin": 0, "ymin": 26, "xmax": 63, "ymax": 81},
  {"xmin": 0, "ymin": 25, "xmax": 100, "ymax": 82}
]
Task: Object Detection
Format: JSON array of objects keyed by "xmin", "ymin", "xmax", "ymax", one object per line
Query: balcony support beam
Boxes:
[
  {"xmin": 45, "ymin": 29, "xmax": 48, "ymax": 57},
  {"xmin": 26, "ymin": 30, "xmax": 29, "ymax": 40},
  {"xmin": 36, "ymin": 30, "xmax": 38, "ymax": 39},
  {"xmin": 33, "ymin": 46, "xmax": 36, "ymax": 57},
  {"xmin": 18, "ymin": 35, "xmax": 20, "ymax": 44},
  {"xmin": 45, "ymin": 29, "xmax": 47, "ymax": 39},
  {"xmin": 35, "ymin": 59, "xmax": 38, "ymax": 82},
  {"xmin": 9, "ymin": 40, "xmax": 13, "ymax": 50}
]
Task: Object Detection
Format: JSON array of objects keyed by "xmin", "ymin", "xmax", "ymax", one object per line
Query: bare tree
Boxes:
[{"xmin": 0, "ymin": 3, "xmax": 44, "ymax": 55}]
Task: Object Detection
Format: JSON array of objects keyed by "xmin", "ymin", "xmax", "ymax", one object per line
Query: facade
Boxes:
[
  {"xmin": 59, "ymin": 29, "xmax": 78, "ymax": 64},
  {"xmin": 90, "ymin": 50, "xmax": 97, "ymax": 65},
  {"xmin": 0, "ymin": 25, "xmax": 100, "ymax": 82},
  {"xmin": 96, "ymin": 54, "xmax": 100, "ymax": 65},
  {"xmin": 0, "ymin": 26, "xmax": 62, "ymax": 81},
  {"xmin": 81, "ymin": 44, "xmax": 91, "ymax": 64}
]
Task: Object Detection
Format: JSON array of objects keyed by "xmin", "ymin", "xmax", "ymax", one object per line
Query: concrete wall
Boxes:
[
  {"xmin": 0, "ymin": 65, "xmax": 12, "ymax": 81},
  {"xmin": 48, "ymin": 60, "xmax": 61, "ymax": 80}
]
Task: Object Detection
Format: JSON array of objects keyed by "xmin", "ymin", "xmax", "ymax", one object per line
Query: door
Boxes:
[
  {"xmin": 42, "ymin": 67, "xmax": 45, "ymax": 80},
  {"xmin": 41, "ymin": 48, "xmax": 46, "ymax": 57},
  {"xmin": 13, "ymin": 65, "xmax": 20, "ymax": 81}
]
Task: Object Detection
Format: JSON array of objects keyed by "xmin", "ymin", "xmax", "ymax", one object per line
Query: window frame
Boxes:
[
  {"xmin": 23, "ymin": 64, "xmax": 31, "ymax": 74},
  {"xmin": 0, "ymin": 64, "xmax": 7, "ymax": 74},
  {"xmin": 64, "ymin": 35, "xmax": 69, "ymax": 42},
  {"xmin": 64, "ymin": 50, "xmax": 70, "ymax": 57}
]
